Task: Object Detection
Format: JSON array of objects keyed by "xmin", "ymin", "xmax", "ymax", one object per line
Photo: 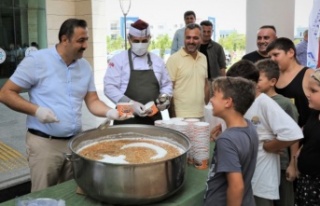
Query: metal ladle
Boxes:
[{"xmin": 98, "ymin": 118, "xmax": 111, "ymax": 130}]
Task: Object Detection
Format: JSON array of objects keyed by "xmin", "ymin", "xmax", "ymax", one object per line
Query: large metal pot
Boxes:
[{"xmin": 67, "ymin": 124, "xmax": 190, "ymax": 205}]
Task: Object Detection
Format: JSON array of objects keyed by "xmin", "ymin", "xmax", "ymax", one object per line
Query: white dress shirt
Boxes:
[{"xmin": 104, "ymin": 50, "xmax": 172, "ymax": 103}]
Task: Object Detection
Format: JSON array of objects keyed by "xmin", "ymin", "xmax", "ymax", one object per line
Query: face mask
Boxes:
[{"xmin": 131, "ymin": 42, "xmax": 149, "ymax": 56}]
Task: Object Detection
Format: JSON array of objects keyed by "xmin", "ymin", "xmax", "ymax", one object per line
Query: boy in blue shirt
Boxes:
[{"xmin": 204, "ymin": 76, "xmax": 259, "ymax": 205}]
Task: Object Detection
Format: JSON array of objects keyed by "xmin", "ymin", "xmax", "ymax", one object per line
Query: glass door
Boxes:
[{"xmin": 0, "ymin": 0, "xmax": 46, "ymax": 87}]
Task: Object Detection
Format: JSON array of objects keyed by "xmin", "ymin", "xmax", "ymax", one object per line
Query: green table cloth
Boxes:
[{"xmin": 1, "ymin": 143, "xmax": 215, "ymax": 206}]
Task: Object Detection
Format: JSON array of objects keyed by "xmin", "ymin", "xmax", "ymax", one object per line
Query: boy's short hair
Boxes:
[
  {"xmin": 266, "ymin": 37, "xmax": 297, "ymax": 58},
  {"xmin": 226, "ymin": 60, "xmax": 260, "ymax": 83},
  {"xmin": 213, "ymin": 76, "xmax": 256, "ymax": 115},
  {"xmin": 255, "ymin": 59, "xmax": 280, "ymax": 80}
]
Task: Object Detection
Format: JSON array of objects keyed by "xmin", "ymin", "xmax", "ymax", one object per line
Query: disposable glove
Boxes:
[
  {"xmin": 156, "ymin": 94, "xmax": 171, "ymax": 111},
  {"xmin": 156, "ymin": 99, "xmax": 170, "ymax": 111},
  {"xmin": 130, "ymin": 101, "xmax": 148, "ymax": 117},
  {"xmin": 35, "ymin": 107, "xmax": 59, "ymax": 123},
  {"xmin": 106, "ymin": 109, "xmax": 133, "ymax": 120}
]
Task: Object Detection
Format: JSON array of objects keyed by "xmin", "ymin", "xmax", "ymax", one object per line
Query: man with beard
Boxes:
[
  {"xmin": 0, "ymin": 18, "xmax": 130, "ymax": 192},
  {"xmin": 166, "ymin": 23, "xmax": 210, "ymax": 119},
  {"xmin": 242, "ymin": 25, "xmax": 277, "ymax": 63}
]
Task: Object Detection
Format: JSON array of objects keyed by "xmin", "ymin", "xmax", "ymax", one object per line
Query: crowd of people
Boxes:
[
  {"xmin": 0, "ymin": 42, "xmax": 39, "ymax": 78},
  {"xmin": 206, "ymin": 22, "xmax": 316, "ymax": 205},
  {"xmin": 0, "ymin": 10, "xmax": 318, "ymax": 206}
]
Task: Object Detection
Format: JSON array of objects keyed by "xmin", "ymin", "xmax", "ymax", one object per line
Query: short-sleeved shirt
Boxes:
[
  {"xmin": 204, "ymin": 120, "xmax": 259, "ymax": 206},
  {"xmin": 10, "ymin": 46, "xmax": 95, "ymax": 137},
  {"xmin": 245, "ymin": 93, "xmax": 303, "ymax": 199},
  {"xmin": 242, "ymin": 50, "xmax": 268, "ymax": 63},
  {"xmin": 166, "ymin": 49, "xmax": 207, "ymax": 118},
  {"xmin": 271, "ymin": 94, "xmax": 299, "ymax": 170}
]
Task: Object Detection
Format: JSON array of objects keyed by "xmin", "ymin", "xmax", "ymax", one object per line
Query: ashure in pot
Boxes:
[{"xmin": 67, "ymin": 124, "xmax": 190, "ymax": 205}]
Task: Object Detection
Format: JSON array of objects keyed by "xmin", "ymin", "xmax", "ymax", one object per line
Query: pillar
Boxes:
[{"xmin": 245, "ymin": 0, "xmax": 295, "ymax": 53}]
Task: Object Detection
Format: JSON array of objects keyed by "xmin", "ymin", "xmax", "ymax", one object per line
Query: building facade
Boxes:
[{"xmin": 0, "ymin": 0, "xmax": 108, "ymax": 89}]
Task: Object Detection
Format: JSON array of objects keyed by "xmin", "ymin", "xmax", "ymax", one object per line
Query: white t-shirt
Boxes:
[{"xmin": 244, "ymin": 93, "xmax": 303, "ymax": 200}]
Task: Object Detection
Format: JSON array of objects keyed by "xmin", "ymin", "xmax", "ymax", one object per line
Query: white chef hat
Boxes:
[{"xmin": 128, "ymin": 19, "xmax": 150, "ymax": 37}]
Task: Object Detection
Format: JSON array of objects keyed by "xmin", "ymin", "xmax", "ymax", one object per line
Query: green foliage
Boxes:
[
  {"xmin": 106, "ymin": 36, "xmax": 124, "ymax": 52},
  {"xmin": 218, "ymin": 31, "xmax": 246, "ymax": 52},
  {"xmin": 153, "ymin": 34, "xmax": 172, "ymax": 57},
  {"xmin": 293, "ymin": 38, "xmax": 301, "ymax": 45}
]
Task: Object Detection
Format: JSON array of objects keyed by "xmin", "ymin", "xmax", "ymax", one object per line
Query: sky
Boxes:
[{"xmin": 106, "ymin": 0, "xmax": 313, "ymax": 34}]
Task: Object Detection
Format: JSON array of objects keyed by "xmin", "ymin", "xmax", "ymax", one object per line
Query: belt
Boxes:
[{"xmin": 28, "ymin": 128, "xmax": 74, "ymax": 140}]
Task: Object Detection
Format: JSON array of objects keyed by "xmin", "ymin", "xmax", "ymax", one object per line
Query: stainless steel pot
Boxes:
[{"xmin": 67, "ymin": 124, "xmax": 190, "ymax": 205}]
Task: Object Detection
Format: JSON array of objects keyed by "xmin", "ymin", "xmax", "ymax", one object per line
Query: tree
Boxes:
[
  {"xmin": 154, "ymin": 34, "xmax": 172, "ymax": 57},
  {"xmin": 218, "ymin": 31, "xmax": 246, "ymax": 52},
  {"xmin": 106, "ymin": 36, "xmax": 124, "ymax": 52}
]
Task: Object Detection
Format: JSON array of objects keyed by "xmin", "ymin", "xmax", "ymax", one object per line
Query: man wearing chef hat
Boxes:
[{"xmin": 104, "ymin": 19, "xmax": 172, "ymax": 125}]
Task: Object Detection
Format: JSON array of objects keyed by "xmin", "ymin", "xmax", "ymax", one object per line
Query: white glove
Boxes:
[
  {"xmin": 156, "ymin": 99, "xmax": 170, "ymax": 111},
  {"xmin": 35, "ymin": 107, "xmax": 59, "ymax": 123},
  {"xmin": 106, "ymin": 109, "xmax": 133, "ymax": 120},
  {"xmin": 131, "ymin": 101, "xmax": 148, "ymax": 117}
]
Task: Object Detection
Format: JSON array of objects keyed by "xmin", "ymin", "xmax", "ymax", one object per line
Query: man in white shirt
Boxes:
[{"xmin": 104, "ymin": 19, "xmax": 173, "ymax": 125}]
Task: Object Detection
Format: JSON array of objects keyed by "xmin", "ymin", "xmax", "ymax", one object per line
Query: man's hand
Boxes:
[
  {"xmin": 131, "ymin": 101, "xmax": 148, "ymax": 117},
  {"xmin": 106, "ymin": 109, "xmax": 133, "ymax": 120},
  {"xmin": 156, "ymin": 99, "xmax": 170, "ymax": 111},
  {"xmin": 35, "ymin": 107, "xmax": 59, "ymax": 123}
]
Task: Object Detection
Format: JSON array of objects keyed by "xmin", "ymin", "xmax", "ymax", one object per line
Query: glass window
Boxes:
[
  {"xmin": 110, "ymin": 23, "xmax": 117, "ymax": 30},
  {"xmin": 14, "ymin": 0, "xmax": 28, "ymax": 7},
  {"xmin": 0, "ymin": 0, "xmax": 46, "ymax": 87},
  {"xmin": 0, "ymin": 0, "xmax": 13, "ymax": 7}
]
